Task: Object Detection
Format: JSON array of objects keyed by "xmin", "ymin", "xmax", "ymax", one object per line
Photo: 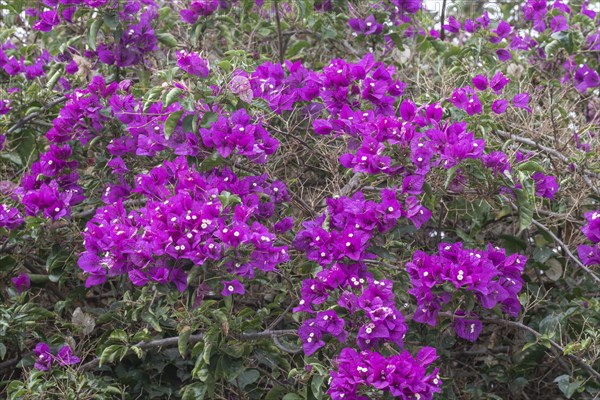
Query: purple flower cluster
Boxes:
[
  {"xmin": 33, "ymin": 343, "xmax": 80, "ymax": 371},
  {"xmin": 451, "ymin": 71, "xmax": 530, "ymax": 116},
  {"xmin": 406, "ymin": 242, "xmax": 526, "ymax": 340},
  {"xmin": 522, "ymin": 0, "xmax": 578, "ymax": 32},
  {"xmin": 319, "ymin": 54, "xmax": 405, "ymax": 115},
  {"xmin": 574, "ymin": 65, "xmax": 600, "ymax": 93},
  {"xmin": 440, "ymin": 11, "xmax": 537, "ymax": 58},
  {"xmin": 0, "ymin": 204, "xmax": 24, "ymax": 230},
  {"xmin": 199, "ymin": 109, "xmax": 279, "ymax": 164},
  {"xmin": 102, "ymin": 79, "xmax": 279, "ymax": 163},
  {"xmin": 33, "ymin": 10, "xmax": 61, "ymax": 32},
  {"xmin": 292, "ymin": 192, "xmax": 423, "ymax": 373},
  {"xmin": 299, "ymin": 310, "xmax": 347, "ymax": 356},
  {"xmin": 531, "ymin": 172, "xmax": 559, "ymax": 200},
  {"xmin": 11, "ymin": 273, "xmax": 30, "ymax": 293},
  {"xmin": 246, "ymin": 54, "xmax": 403, "ymax": 115},
  {"xmin": 16, "ymin": 144, "xmax": 84, "ymax": 220},
  {"xmin": 180, "ymin": 0, "xmax": 220, "ymax": 24},
  {"xmin": 297, "ymin": 278, "xmax": 409, "ymax": 355},
  {"xmin": 480, "ymin": 153, "xmax": 558, "ymax": 200},
  {"xmin": 0, "ymin": 99, "xmax": 11, "ymax": 115},
  {"xmin": 244, "ymin": 61, "xmax": 320, "ymax": 114},
  {"xmin": 108, "ymin": 84, "xmax": 201, "ymax": 158},
  {"xmin": 46, "ymin": 76, "xmax": 115, "ymax": 144},
  {"xmin": 31, "ymin": 0, "xmax": 155, "ymax": 34},
  {"xmin": 441, "ymin": 1, "xmax": 600, "ymax": 94},
  {"xmin": 245, "ymin": 55, "xmax": 554, "ymax": 202},
  {"xmin": 349, "ymin": 15, "xmax": 383, "ymax": 36},
  {"xmin": 177, "ymin": 51, "xmax": 210, "ymax": 77},
  {"xmin": 294, "ymin": 189, "xmax": 428, "ymax": 268},
  {"xmin": 0, "ymin": 47, "xmax": 50, "ymax": 80},
  {"xmin": 329, "ymin": 346, "xmax": 442, "ymax": 400},
  {"xmin": 78, "ymin": 156, "xmax": 290, "ymax": 291},
  {"xmin": 97, "ymin": 9, "xmax": 158, "ymax": 67},
  {"xmin": 578, "ymin": 210, "xmax": 600, "ymax": 266}
]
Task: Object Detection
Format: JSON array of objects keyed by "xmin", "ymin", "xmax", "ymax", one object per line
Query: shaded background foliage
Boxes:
[{"xmin": 0, "ymin": 0, "xmax": 599, "ymax": 399}]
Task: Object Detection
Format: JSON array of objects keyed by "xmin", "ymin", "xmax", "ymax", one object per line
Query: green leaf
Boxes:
[
  {"xmin": 539, "ymin": 314, "xmax": 562, "ymax": 337},
  {"xmin": 130, "ymin": 345, "xmax": 144, "ymax": 359},
  {"xmin": 554, "ymin": 375, "xmax": 580, "ymax": 398},
  {"xmin": 142, "ymin": 311, "xmax": 162, "ymax": 332},
  {"xmin": 109, "ymin": 329, "xmax": 129, "ymax": 344},
  {"xmin": 182, "ymin": 114, "xmax": 196, "ymax": 133},
  {"xmin": 88, "ymin": 18, "xmax": 103, "ymax": 51},
  {"xmin": 164, "ymin": 87, "xmax": 183, "ymax": 108},
  {"xmin": 515, "ymin": 189, "xmax": 534, "ymax": 233},
  {"xmin": 200, "ymin": 152, "xmax": 225, "ymax": 171},
  {"xmin": 202, "ymin": 342, "xmax": 213, "ymax": 365},
  {"xmin": 217, "ymin": 191, "xmax": 241, "ymax": 209},
  {"xmin": 45, "ymin": 250, "xmax": 68, "ymax": 273},
  {"xmin": 282, "ymin": 394, "xmax": 304, "ymax": 400},
  {"xmin": 544, "ymin": 259, "xmax": 563, "ymax": 281},
  {"xmin": 199, "ymin": 111, "xmax": 219, "ymax": 128},
  {"xmin": 0, "ymin": 152, "xmax": 22, "ymax": 166},
  {"xmin": 0, "ymin": 343, "xmax": 6, "ymax": 360},
  {"xmin": 310, "ymin": 374, "xmax": 325, "ymax": 398},
  {"xmin": 218, "ymin": 60, "xmax": 231, "ymax": 72},
  {"xmin": 444, "ymin": 164, "xmax": 460, "ymax": 189},
  {"xmin": 522, "ymin": 340, "xmax": 539, "ymax": 352},
  {"xmin": 202, "ymin": 327, "xmax": 220, "ymax": 365},
  {"xmin": 517, "ymin": 160, "xmax": 545, "ymax": 173},
  {"xmin": 164, "ymin": 110, "xmax": 183, "ymax": 140},
  {"xmin": 156, "ymin": 32, "xmax": 178, "ymax": 48},
  {"xmin": 234, "ymin": 369, "xmax": 260, "ymax": 390},
  {"xmin": 99, "ymin": 344, "xmax": 128, "ymax": 367},
  {"xmin": 28, "ymin": 274, "xmax": 50, "ymax": 285},
  {"xmin": 178, "ymin": 325, "xmax": 192, "ymax": 358},
  {"xmin": 181, "ymin": 382, "xmax": 207, "ymax": 400},
  {"xmin": 143, "ymin": 86, "xmax": 164, "ymax": 112},
  {"xmin": 545, "ymin": 39, "xmax": 560, "ymax": 57},
  {"xmin": 103, "ymin": 13, "xmax": 119, "ymax": 30},
  {"xmin": 286, "ymin": 40, "xmax": 309, "ymax": 59},
  {"xmin": 221, "ymin": 342, "xmax": 247, "ymax": 358},
  {"xmin": 46, "ymin": 69, "xmax": 62, "ymax": 90}
]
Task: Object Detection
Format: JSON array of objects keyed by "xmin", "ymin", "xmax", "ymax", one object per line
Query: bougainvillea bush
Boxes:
[{"xmin": 1, "ymin": 0, "xmax": 600, "ymax": 398}]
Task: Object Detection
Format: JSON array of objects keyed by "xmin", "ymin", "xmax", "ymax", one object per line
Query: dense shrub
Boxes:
[{"xmin": 0, "ymin": 0, "xmax": 599, "ymax": 399}]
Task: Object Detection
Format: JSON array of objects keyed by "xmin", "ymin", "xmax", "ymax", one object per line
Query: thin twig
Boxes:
[
  {"xmin": 80, "ymin": 333, "xmax": 204, "ymax": 372},
  {"xmin": 267, "ymin": 303, "xmax": 294, "ymax": 330},
  {"xmin": 484, "ymin": 318, "xmax": 600, "ymax": 382},
  {"xmin": 79, "ymin": 329, "xmax": 297, "ymax": 372},
  {"xmin": 236, "ymin": 329, "xmax": 297, "ymax": 341},
  {"xmin": 0, "ymin": 351, "xmax": 34, "ymax": 372},
  {"xmin": 440, "ymin": 0, "xmax": 447, "ymax": 41},
  {"xmin": 7, "ymin": 96, "xmax": 68, "ymax": 134},
  {"xmin": 494, "ymin": 130, "xmax": 600, "ymax": 196},
  {"xmin": 274, "ymin": 1, "xmax": 284, "ymax": 63},
  {"xmin": 273, "ymin": 335, "xmax": 302, "ymax": 354},
  {"xmin": 339, "ymin": 173, "xmax": 362, "ymax": 198},
  {"xmin": 440, "ymin": 312, "xmax": 600, "ymax": 383},
  {"xmin": 530, "ymin": 218, "xmax": 600, "ymax": 285}
]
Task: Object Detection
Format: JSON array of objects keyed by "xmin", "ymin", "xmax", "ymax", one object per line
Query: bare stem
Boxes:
[
  {"xmin": 274, "ymin": 1, "xmax": 284, "ymax": 64},
  {"xmin": 440, "ymin": 312, "xmax": 600, "ymax": 383},
  {"xmin": 79, "ymin": 329, "xmax": 297, "ymax": 372},
  {"xmin": 530, "ymin": 218, "xmax": 600, "ymax": 285}
]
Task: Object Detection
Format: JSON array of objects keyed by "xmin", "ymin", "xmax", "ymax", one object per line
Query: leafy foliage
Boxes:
[{"xmin": 1, "ymin": 0, "xmax": 600, "ymax": 399}]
